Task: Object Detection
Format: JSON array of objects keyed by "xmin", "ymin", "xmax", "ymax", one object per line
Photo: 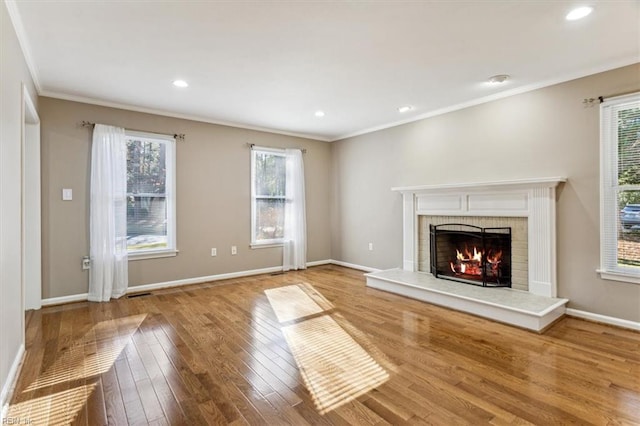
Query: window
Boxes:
[
  {"xmin": 251, "ymin": 148, "xmax": 286, "ymax": 246},
  {"xmin": 126, "ymin": 131, "xmax": 176, "ymax": 258},
  {"xmin": 600, "ymin": 93, "xmax": 640, "ymax": 283}
]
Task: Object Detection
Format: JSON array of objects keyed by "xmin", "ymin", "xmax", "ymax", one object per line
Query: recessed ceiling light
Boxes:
[
  {"xmin": 398, "ymin": 105, "xmax": 414, "ymax": 113},
  {"xmin": 566, "ymin": 6, "xmax": 593, "ymax": 21},
  {"xmin": 487, "ymin": 74, "xmax": 510, "ymax": 84},
  {"xmin": 172, "ymin": 79, "xmax": 189, "ymax": 88},
  {"xmin": 315, "ymin": 110, "xmax": 325, "ymax": 117}
]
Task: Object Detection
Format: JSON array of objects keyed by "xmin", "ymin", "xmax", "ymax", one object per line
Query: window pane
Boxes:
[
  {"xmin": 618, "ymin": 106, "xmax": 640, "ymax": 186},
  {"xmin": 127, "ymin": 138, "xmax": 168, "ymax": 251},
  {"xmin": 255, "ymin": 152, "xmax": 285, "ymax": 196},
  {"xmin": 618, "ymin": 190, "xmax": 640, "ymax": 268},
  {"xmin": 256, "ymin": 198, "xmax": 285, "ymax": 241}
]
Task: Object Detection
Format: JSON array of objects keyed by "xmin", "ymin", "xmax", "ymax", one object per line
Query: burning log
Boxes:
[{"xmin": 449, "ymin": 246, "xmax": 503, "ymax": 278}]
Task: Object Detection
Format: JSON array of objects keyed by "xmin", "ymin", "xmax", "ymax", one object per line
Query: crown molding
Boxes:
[
  {"xmin": 5, "ymin": 0, "xmax": 638, "ymax": 143},
  {"xmin": 4, "ymin": 0, "xmax": 42, "ymax": 93},
  {"xmin": 332, "ymin": 56, "xmax": 640, "ymax": 142},
  {"xmin": 40, "ymin": 90, "xmax": 332, "ymax": 142}
]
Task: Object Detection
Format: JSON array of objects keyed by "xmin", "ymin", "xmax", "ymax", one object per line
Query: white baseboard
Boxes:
[
  {"xmin": 328, "ymin": 260, "xmax": 381, "ymax": 273},
  {"xmin": 306, "ymin": 259, "xmax": 332, "ymax": 267},
  {"xmin": 1, "ymin": 344, "xmax": 25, "ymax": 418},
  {"xmin": 41, "ymin": 293, "xmax": 89, "ymax": 307},
  {"xmin": 130, "ymin": 265, "xmax": 285, "ymax": 293},
  {"xmin": 41, "ymin": 260, "xmax": 335, "ymax": 304},
  {"xmin": 565, "ymin": 308, "xmax": 640, "ymax": 331}
]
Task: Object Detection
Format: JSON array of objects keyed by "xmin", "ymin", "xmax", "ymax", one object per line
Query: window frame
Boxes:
[
  {"xmin": 250, "ymin": 146, "xmax": 286, "ymax": 248},
  {"xmin": 598, "ymin": 93, "xmax": 640, "ymax": 284},
  {"xmin": 125, "ymin": 130, "xmax": 178, "ymax": 260}
]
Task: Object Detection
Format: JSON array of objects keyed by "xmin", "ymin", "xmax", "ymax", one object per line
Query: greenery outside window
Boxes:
[
  {"xmin": 126, "ymin": 131, "xmax": 177, "ymax": 258},
  {"xmin": 599, "ymin": 93, "xmax": 640, "ymax": 283},
  {"xmin": 251, "ymin": 147, "xmax": 286, "ymax": 247}
]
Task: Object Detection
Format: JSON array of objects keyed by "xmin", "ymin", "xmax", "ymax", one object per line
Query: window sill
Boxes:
[
  {"xmin": 250, "ymin": 242, "xmax": 284, "ymax": 249},
  {"xmin": 597, "ymin": 269, "xmax": 640, "ymax": 285},
  {"xmin": 128, "ymin": 249, "xmax": 179, "ymax": 261}
]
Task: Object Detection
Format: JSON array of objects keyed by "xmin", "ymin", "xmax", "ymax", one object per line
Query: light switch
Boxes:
[{"xmin": 62, "ymin": 188, "xmax": 73, "ymax": 201}]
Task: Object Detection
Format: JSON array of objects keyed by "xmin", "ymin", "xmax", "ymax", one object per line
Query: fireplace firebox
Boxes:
[{"xmin": 430, "ymin": 224, "xmax": 511, "ymax": 287}]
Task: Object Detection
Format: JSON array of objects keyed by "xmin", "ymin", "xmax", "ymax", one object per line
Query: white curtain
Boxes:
[
  {"xmin": 283, "ymin": 149, "xmax": 307, "ymax": 271},
  {"xmin": 88, "ymin": 124, "xmax": 128, "ymax": 302}
]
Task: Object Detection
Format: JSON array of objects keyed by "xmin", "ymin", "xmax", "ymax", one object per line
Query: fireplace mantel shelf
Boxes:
[{"xmin": 392, "ymin": 176, "xmax": 567, "ymax": 194}]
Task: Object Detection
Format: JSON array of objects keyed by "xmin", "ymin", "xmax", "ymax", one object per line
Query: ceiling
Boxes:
[{"xmin": 8, "ymin": 1, "xmax": 640, "ymax": 141}]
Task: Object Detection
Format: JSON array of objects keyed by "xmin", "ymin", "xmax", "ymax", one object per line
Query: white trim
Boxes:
[
  {"xmin": 41, "ymin": 260, "xmax": 334, "ymax": 305},
  {"xmin": 0, "ymin": 344, "xmax": 25, "ymax": 418},
  {"xmin": 566, "ymin": 308, "xmax": 640, "ymax": 331},
  {"xmin": 126, "ymin": 130, "xmax": 175, "ymax": 142},
  {"xmin": 38, "ymin": 57, "xmax": 638, "ymax": 144},
  {"xmin": 599, "ymin": 94, "xmax": 640, "ymax": 283},
  {"xmin": 41, "ymin": 293, "xmax": 89, "ymax": 306},
  {"xmin": 21, "ymin": 84, "xmax": 42, "ymax": 311},
  {"xmin": 250, "ymin": 242, "xmax": 284, "ymax": 249},
  {"xmin": 597, "ymin": 269, "xmax": 640, "ymax": 285},
  {"xmin": 40, "ymin": 90, "xmax": 333, "ymax": 142},
  {"xmin": 128, "ymin": 250, "xmax": 178, "ymax": 261},
  {"xmin": 250, "ymin": 148, "xmax": 287, "ymax": 246},
  {"xmin": 4, "ymin": 1, "xmax": 42, "ymax": 92},
  {"xmin": 306, "ymin": 259, "xmax": 332, "ymax": 267},
  {"xmin": 4, "ymin": 0, "xmax": 636, "ymax": 146},
  {"xmin": 125, "ymin": 131, "xmax": 177, "ymax": 257},
  {"xmin": 250, "ymin": 145, "xmax": 286, "ymax": 154},
  {"xmin": 130, "ymin": 260, "xmax": 334, "ymax": 292},
  {"xmin": 333, "ymin": 56, "xmax": 640, "ymax": 141},
  {"xmin": 392, "ymin": 177, "xmax": 567, "ymax": 194},
  {"xmin": 129, "ymin": 266, "xmax": 284, "ymax": 293},
  {"xmin": 329, "ymin": 260, "xmax": 381, "ymax": 273}
]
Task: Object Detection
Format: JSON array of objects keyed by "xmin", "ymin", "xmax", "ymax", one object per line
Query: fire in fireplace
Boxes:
[{"xmin": 430, "ymin": 224, "xmax": 511, "ymax": 287}]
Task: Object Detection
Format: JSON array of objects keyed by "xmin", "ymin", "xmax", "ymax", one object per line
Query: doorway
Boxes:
[{"xmin": 22, "ymin": 85, "xmax": 41, "ymax": 311}]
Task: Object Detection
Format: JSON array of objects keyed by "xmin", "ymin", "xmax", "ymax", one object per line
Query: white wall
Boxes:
[{"xmin": 1, "ymin": 0, "xmax": 39, "ymax": 409}]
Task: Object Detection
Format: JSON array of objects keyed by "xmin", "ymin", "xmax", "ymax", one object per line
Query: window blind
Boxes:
[{"xmin": 600, "ymin": 94, "xmax": 640, "ymax": 280}]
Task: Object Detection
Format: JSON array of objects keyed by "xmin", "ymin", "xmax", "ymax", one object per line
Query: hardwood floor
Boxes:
[{"xmin": 6, "ymin": 265, "xmax": 640, "ymax": 425}]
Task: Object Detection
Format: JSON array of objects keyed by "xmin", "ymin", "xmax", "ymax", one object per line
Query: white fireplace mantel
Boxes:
[{"xmin": 393, "ymin": 177, "xmax": 567, "ymax": 298}]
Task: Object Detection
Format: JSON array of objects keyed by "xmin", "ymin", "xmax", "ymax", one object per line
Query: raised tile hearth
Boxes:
[{"xmin": 366, "ymin": 269, "xmax": 568, "ymax": 332}]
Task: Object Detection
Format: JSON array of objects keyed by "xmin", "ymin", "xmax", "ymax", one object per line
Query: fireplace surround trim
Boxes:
[{"xmin": 392, "ymin": 177, "xmax": 567, "ymax": 298}]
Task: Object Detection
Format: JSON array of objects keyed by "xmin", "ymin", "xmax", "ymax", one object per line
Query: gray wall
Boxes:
[
  {"xmin": 331, "ymin": 63, "xmax": 640, "ymax": 322},
  {"xmin": 40, "ymin": 97, "xmax": 332, "ymax": 298},
  {"xmin": 1, "ymin": 0, "xmax": 39, "ymax": 404}
]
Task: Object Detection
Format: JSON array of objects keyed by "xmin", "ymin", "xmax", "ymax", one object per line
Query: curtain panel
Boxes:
[
  {"xmin": 283, "ymin": 148, "xmax": 307, "ymax": 271},
  {"xmin": 88, "ymin": 124, "xmax": 128, "ymax": 301}
]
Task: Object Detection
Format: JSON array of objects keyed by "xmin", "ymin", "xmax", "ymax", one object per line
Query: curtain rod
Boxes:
[
  {"xmin": 246, "ymin": 143, "xmax": 307, "ymax": 154},
  {"xmin": 80, "ymin": 121, "xmax": 185, "ymax": 142},
  {"xmin": 582, "ymin": 89, "xmax": 640, "ymax": 106}
]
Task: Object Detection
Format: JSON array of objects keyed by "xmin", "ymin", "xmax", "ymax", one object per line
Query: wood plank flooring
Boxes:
[{"xmin": 6, "ymin": 265, "xmax": 640, "ymax": 425}]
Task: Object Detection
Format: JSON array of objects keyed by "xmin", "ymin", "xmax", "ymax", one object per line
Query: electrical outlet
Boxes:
[
  {"xmin": 211, "ymin": 248, "xmax": 217, "ymax": 257},
  {"xmin": 368, "ymin": 242, "xmax": 374, "ymax": 251},
  {"xmin": 82, "ymin": 256, "xmax": 91, "ymax": 270},
  {"xmin": 231, "ymin": 245, "xmax": 237, "ymax": 255}
]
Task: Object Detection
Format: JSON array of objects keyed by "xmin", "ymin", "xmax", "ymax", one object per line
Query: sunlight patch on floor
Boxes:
[
  {"xmin": 265, "ymin": 283, "xmax": 333, "ymax": 323},
  {"xmin": 6, "ymin": 314, "xmax": 147, "ymax": 425},
  {"xmin": 25, "ymin": 314, "xmax": 147, "ymax": 392},
  {"xmin": 6, "ymin": 383, "xmax": 97, "ymax": 425},
  {"xmin": 266, "ymin": 283, "xmax": 389, "ymax": 414}
]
